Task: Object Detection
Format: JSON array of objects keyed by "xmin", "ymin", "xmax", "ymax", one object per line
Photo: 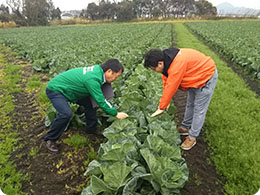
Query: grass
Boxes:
[
  {"xmin": 28, "ymin": 147, "xmax": 40, "ymax": 157},
  {"xmin": 84, "ymin": 146, "xmax": 98, "ymax": 167},
  {"xmin": 174, "ymin": 23, "xmax": 260, "ymax": 195},
  {"xmin": 0, "ymin": 46, "xmax": 27, "ymax": 195},
  {"xmin": 63, "ymin": 133, "xmax": 90, "ymax": 149},
  {"xmin": 27, "ymin": 75, "xmax": 42, "ymax": 91}
]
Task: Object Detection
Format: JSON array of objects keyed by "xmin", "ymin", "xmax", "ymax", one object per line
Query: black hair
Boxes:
[
  {"xmin": 101, "ymin": 59, "xmax": 124, "ymax": 73},
  {"xmin": 144, "ymin": 49, "xmax": 164, "ymax": 68}
]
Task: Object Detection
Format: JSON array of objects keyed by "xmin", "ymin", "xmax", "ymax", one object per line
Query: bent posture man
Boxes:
[
  {"xmin": 44, "ymin": 59, "xmax": 128, "ymax": 153},
  {"xmin": 144, "ymin": 48, "xmax": 218, "ymax": 150}
]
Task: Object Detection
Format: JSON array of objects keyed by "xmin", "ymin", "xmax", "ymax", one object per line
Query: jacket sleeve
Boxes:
[
  {"xmin": 162, "ymin": 74, "xmax": 167, "ymax": 91},
  {"xmin": 84, "ymin": 80, "xmax": 118, "ymax": 116},
  {"xmin": 159, "ymin": 61, "xmax": 186, "ymax": 110}
]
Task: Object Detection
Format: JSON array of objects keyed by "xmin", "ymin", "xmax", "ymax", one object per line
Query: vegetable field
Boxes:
[
  {"xmin": 185, "ymin": 21, "xmax": 260, "ymax": 80},
  {"xmin": 0, "ymin": 23, "xmax": 190, "ymax": 194},
  {"xmin": 0, "ymin": 24, "xmax": 172, "ymax": 76},
  {"xmin": 0, "ymin": 21, "xmax": 260, "ymax": 195}
]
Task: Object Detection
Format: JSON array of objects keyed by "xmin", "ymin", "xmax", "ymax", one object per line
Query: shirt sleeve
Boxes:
[
  {"xmin": 159, "ymin": 61, "xmax": 186, "ymax": 110},
  {"xmin": 84, "ymin": 80, "xmax": 118, "ymax": 116}
]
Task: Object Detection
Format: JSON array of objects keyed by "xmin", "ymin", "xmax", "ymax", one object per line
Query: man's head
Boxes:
[
  {"xmin": 144, "ymin": 49, "xmax": 164, "ymax": 73},
  {"xmin": 101, "ymin": 59, "xmax": 124, "ymax": 83}
]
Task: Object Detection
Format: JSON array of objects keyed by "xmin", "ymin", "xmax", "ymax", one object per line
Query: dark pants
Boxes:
[
  {"xmin": 77, "ymin": 96, "xmax": 97, "ymax": 132},
  {"xmin": 44, "ymin": 88, "xmax": 97, "ymax": 141}
]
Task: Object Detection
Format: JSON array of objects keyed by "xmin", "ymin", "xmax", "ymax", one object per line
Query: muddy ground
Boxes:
[{"xmin": 4, "ymin": 50, "xmax": 227, "ymax": 195}]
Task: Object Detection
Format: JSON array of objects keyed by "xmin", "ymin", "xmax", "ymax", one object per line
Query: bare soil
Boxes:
[{"xmin": 173, "ymin": 89, "xmax": 225, "ymax": 195}]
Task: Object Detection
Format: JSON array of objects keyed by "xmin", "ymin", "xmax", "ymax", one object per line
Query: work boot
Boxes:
[
  {"xmin": 85, "ymin": 129, "xmax": 105, "ymax": 139},
  {"xmin": 176, "ymin": 126, "xmax": 189, "ymax": 135},
  {"xmin": 181, "ymin": 136, "xmax": 196, "ymax": 150},
  {"xmin": 45, "ymin": 140, "xmax": 59, "ymax": 153}
]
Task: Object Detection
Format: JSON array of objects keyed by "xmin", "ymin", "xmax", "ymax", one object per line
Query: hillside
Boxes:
[{"xmin": 217, "ymin": 2, "xmax": 260, "ymax": 17}]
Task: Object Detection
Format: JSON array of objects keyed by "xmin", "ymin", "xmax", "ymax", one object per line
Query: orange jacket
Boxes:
[{"xmin": 159, "ymin": 48, "xmax": 216, "ymax": 110}]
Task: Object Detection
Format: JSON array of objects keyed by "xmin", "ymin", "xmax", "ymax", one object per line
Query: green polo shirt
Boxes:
[{"xmin": 47, "ymin": 65, "xmax": 117, "ymax": 116}]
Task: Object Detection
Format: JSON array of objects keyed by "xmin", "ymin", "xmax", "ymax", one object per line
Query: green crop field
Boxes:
[
  {"xmin": 185, "ymin": 21, "xmax": 260, "ymax": 80},
  {"xmin": 0, "ymin": 21, "xmax": 260, "ymax": 195}
]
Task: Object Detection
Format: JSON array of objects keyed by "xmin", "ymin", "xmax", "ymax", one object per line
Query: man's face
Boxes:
[
  {"xmin": 105, "ymin": 69, "xmax": 122, "ymax": 83},
  {"xmin": 150, "ymin": 61, "xmax": 164, "ymax": 73}
]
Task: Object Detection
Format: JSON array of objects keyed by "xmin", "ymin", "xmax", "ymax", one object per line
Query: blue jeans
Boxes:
[
  {"xmin": 44, "ymin": 88, "xmax": 98, "ymax": 141},
  {"xmin": 181, "ymin": 69, "xmax": 218, "ymax": 138},
  {"xmin": 44, "ymin": 88, "xmax": 72, "ymax": 141}
]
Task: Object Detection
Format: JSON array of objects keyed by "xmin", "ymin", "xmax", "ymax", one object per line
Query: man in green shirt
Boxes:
[{"xmin": 44, "ymin": 59, "xmax": 128, "ymax": 153}]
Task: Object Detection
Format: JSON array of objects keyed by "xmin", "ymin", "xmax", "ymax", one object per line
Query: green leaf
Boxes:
[
  {"xmin": 148, "ymin": 121, "xmax": 180, "ymax": 146},
  {"xmin": 44, "ymin": 105, "xmax": 57, "ymax": 127},
  {"xmin": 84, "ymin": 160, "xmax": 102, "ymax": 176},
  {"xmin": 123, "ymin": 173, "xmax": 153, "ymax": 195},
  {"xmin": 100, "ymin": 142, "xmax": 135, "ymax": 161},
  {"xmin": 145, "ymin": 135, "xmax": 181, "ymax": 161},
  {"xmin": 81, "ymin": 186, "xmax": 94, "ymax": 195},
  {"xmin": 91, "ymin": 175, "xmax": 115, "ymax": 195},
  {"xmin": 104, "ymin": 119, "xmax": 136, "ymax": 134},
  {"xmin": 103, "ymin": 128, "xmax": 137, "ymax": 144},
  {"xmin": 140, "ymin": 148, "xmax": 188, "ymax": 191},
  {"xmin": 100, "ymin": 162, "xmax": 134, "ymax": 189}
]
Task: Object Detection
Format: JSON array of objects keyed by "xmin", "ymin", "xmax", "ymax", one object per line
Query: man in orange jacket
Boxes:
[{"xmin": 144, "ymin": 48, "xmax": 218, "ymax": 150}]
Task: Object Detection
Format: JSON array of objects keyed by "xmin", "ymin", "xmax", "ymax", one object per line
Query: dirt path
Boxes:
[{"xmin": 173, "ymin": 89, "xmax": 225, "ymax": 195}]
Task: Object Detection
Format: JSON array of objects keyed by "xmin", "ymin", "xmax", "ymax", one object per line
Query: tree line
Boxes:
[
  {"xmin": 0, "ymin": 0, "xmax": 216, "ymax": 26},
  {"xmin": 81, "ymin": 0, "xmax": 217, "ymax": 21},
  {"xmin": 0, "ymin": 0, "xmax": 61, "ymax": 26}
]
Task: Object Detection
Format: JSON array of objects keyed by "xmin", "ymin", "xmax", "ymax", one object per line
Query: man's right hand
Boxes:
[{"xmin": 116, "ymin": 112, "xmax": 128, "ymax": 119}]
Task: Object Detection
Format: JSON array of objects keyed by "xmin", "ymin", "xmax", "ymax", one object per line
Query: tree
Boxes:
[
  {"xmin": 99, "ymin": 1, "xmax": 117, "ymax": 19},
  {"xmin": 47, "ymin": 0, "xmax": 61, "ymax": 20},
  {"xmin": 86, "ymin": 2, "xmax": 100, "ymax": 20},
  {"xmin": 150, "ymin": 0, "xmax": 163, "ymax": 17},
  {"xmin": 0, "ymin": 4, "xmax": 11, "ymax": 22},
  {"xmin": 116, "ymin": 0, "xmax": 135, "ymax": 21},
  {"xmin": 6, "ymin": 0, "xmax": 26, "ymax": 25},
  {"xmin": 23, "ymin": 0, "xmax": 55, "ymax": 25},
  {"xmin": 51, "ymin": 7, "xmax": 61, "ymax": 20},
  {"xmin": 195, "ymin": 0, "xmax": 217, "ymax": 16},
  {"xmin": 84, "ymin": 0, "xmax": 217, "ymax": 21}
]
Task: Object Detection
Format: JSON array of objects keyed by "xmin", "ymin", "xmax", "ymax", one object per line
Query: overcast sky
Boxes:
[{"xmin": 0, "ymin": 0, "xmax": 259, "ymax": 11}]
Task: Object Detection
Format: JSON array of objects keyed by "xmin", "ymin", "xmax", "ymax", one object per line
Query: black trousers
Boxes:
[{"xmin": 77, "ymin": 96, "xmax": 98, "ymax": 132}]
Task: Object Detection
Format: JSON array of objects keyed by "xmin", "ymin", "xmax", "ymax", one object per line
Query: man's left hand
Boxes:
[{"xmin": 151, "ymin": 109, "xmax": 164, "ymax": 117}]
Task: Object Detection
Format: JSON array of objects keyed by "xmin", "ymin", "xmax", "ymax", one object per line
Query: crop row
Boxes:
[
  {"xmin": 0, "ymin": 24, "xmax": 163, "ymax": 76},
  {"xmin": 0, "ymin": 23, "xmax": 188, "ymax": 194},
  {"xmin": 185, "ymin": 21, "xmax": 260, "ymax": 79},
  {"xmin": 82, "ymin": 23, "xmax": 188, "ymax": 194}
]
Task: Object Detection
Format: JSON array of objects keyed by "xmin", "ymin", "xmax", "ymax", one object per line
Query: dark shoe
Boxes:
[
  {"xmin": 85, "ymin": 129, "xmax": 105, "ymax": 138},
  {"xmin": 45, "ymin": 140, "xmax": 59, "ymax": 153}
]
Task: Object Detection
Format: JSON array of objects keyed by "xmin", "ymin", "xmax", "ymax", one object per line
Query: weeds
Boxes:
[
  {"xmin": 27, "ymin": 75, "xmax": 42, "ymax": 91},
  {"xmin": 28, "ymin": 147, "xmax": 39, "ymax": 157},
  {"xmin": 63, "ymin": 133, "xmax": 90, "ymax": 149},
  {"xmin": 0, "ymin": 46, "xmax": 27, "ymax": 195}
]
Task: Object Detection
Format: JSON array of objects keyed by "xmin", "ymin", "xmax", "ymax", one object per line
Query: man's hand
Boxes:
[
  {"xmin": 116, "ymin": 112, "xmax": 128, "ymax": 119},
  {"xmin": 151, "ymin": 109, "xmax": 164, "ymax": 117}
]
